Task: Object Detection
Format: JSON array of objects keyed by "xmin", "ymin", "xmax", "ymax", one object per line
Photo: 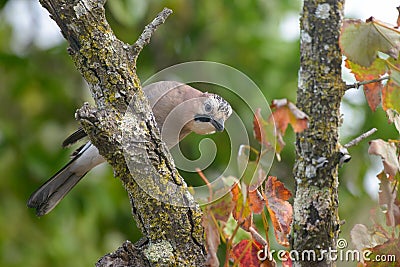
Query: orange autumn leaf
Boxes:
[
  {"xmin": 253, "ymin": 103, "xmax": 307, "ymax": 160},
  {"xmin": 248, "ymin": 188, "xmax": 265, "ymax": 214},
  {"xmin": 345, "ymin": 59, "xmax": 386, "ymax": 111},
  {"xmin": 270, "ymin": 99, "xmax": 308, "ymax": 133},
  {"xmin": 231, "ymin": 182, "xmax": 253, "ymax": 230},
  {"xmin": 382, "ymin": 79, "xmax": 400, "ymax": 113},
  {"xmin": 253, "ymin": 108, "xmax": 276, "ymax": 149},
  {"xmin": 264, "ymin": 176, "xmax": 293, "ymax": 247},
  {"xmin": 364, "ymin": 83, "xmax": 383, "ymax": 112}
]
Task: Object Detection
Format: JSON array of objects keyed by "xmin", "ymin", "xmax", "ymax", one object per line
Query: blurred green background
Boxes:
[{"xmin": 0, "ymin": 0, "xmax": 399, "ymax": 266}]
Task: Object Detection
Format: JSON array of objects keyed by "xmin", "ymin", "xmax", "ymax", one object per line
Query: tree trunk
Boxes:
[
  {"xmin": 292, "ymin": 1, "xmax": 346, "ymax": 266},
  {"xmin": 38, "ymin": 1, "xmax": 206, "ymax": 266}
]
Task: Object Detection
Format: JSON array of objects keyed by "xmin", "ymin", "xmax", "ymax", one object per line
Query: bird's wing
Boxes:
[
  {"xmin": 62, "ymin": 82, "xmax": 200, "ymax": 148},
  {"xmin": 59, "ymin": 83, "xmax": 176, "ymax": 148}
]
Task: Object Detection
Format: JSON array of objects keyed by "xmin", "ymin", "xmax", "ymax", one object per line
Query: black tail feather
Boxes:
[
  {"xmin": 27, "ymin": 147, "xmax": 88, "ymax": 216},
  {"xmin": 62, "ymin": 128, "xmax": 87, "ymax": 148}
]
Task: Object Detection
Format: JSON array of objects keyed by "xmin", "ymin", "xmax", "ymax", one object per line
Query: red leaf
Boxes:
[
  {"xmin": 280, "ymin": 251, "xmax": 293, "ymax": 267},
  {"xmin": 264, "ymin": 176, "xmax": 293, "ymax": 247},
  {"xmin": 253, "ymin": 108, "xmax": 264, "ymax": 145},
  {"xmin": 397, "ymin": 6, "xmax": 400, "ymax": 28},
  {"xmin": 231, "ymin": 240, "xmax": 264, "ymax": 267}
]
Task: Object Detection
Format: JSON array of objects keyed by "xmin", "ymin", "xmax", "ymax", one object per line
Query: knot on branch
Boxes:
[
  {"xmin": 75, "ymin": 102, "xmax": 99, "ymax": 125},
  {"xmin": 144, "ymin": 240, "xmax": 175, "ymax": 265},
  {"xmin": 75, "ymin": 103, "xmax": 119, "ymax": 156},
  {"xmin": 96, "ymin": 240, "xmax": 151, "ymax": 267}
]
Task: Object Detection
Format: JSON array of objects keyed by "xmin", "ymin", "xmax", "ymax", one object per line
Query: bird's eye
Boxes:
[{"xmin": 204, "ymin": 102, "xmax": 212, "ymax": 113}]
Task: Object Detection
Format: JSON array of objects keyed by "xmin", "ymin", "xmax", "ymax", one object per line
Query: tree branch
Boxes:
[
  {"xmin": 346, "ymin": 76, "xmax": 389, "ymax": 90},
  {"xmin": 38, "ymin": 1, "xmax": 206, "ymax": 266},
  {"xmin": 344, "ymin": 128, "xmax": 377, "ymax": 148},
  {"xmin": 132, "ymin": 8, "xmax": 173, "ymax": 55}
]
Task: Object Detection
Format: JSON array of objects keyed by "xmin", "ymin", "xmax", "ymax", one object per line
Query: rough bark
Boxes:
[
  {"xmin": 292, "ymin": 1, "xmax": 346, "ymax": 266},
  {"xmin": 38, "ymin": 1, "xmax": 206, "ymax": 266}
]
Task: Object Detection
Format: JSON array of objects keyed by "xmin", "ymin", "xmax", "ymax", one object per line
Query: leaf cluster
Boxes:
[{"xmin": 200, "ymin": 100, "xmax": 307, "ymax": 266}]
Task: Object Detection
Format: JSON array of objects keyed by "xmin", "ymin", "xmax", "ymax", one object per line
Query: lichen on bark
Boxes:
[
  {"xmin": 293, "ymin": 1, "xmax": 346, "ymax": 266},
  {"xmin": 38, "ymin": 0, "xmax": 206, "ymax": 266}
]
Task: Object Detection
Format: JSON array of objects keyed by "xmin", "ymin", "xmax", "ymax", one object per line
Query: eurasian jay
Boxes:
[{"xmin": 27, "ymin": 81, "xmax": 232, "ymax": 216}]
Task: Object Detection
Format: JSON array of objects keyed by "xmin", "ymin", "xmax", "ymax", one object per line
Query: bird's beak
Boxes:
[
  {"xmin": 194, "ymin": 115, "xmax": 224, "ymax": 132},
  {"xmin": 211, "ymin": 118, "xmax": 224, "ymax": 132}
]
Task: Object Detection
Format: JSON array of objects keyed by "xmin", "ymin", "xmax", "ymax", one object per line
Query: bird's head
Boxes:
[
  {"xmin": 146, "ymin": 81, "xmax": 232, "ymax": 147},
  {"xmin": 191, "ymin": 93, "xmax": 232, "ymax": 135}
]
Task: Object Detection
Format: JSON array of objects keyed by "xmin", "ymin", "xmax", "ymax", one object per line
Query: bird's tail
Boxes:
[{"xmin": 27, "ymin": 142, "xmax": 101, "ymax": 216}]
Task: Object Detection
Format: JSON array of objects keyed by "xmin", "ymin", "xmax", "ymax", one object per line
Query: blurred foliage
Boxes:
[{"xmin": 0, "ymin": 0, "xmax": 398, "ymax": 266}]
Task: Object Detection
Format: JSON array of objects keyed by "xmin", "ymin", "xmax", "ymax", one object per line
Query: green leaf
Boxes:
[
  {"xmin": 387, "ymin": 57, "xmax": 400, "ymax": 84},
  {"xmin": 223, "ymin": 214, "xmax": 251, "ymax": 244},
  {"xmin": 340, "ymin": 18, "xmax": 400, "ymax": 67}
]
